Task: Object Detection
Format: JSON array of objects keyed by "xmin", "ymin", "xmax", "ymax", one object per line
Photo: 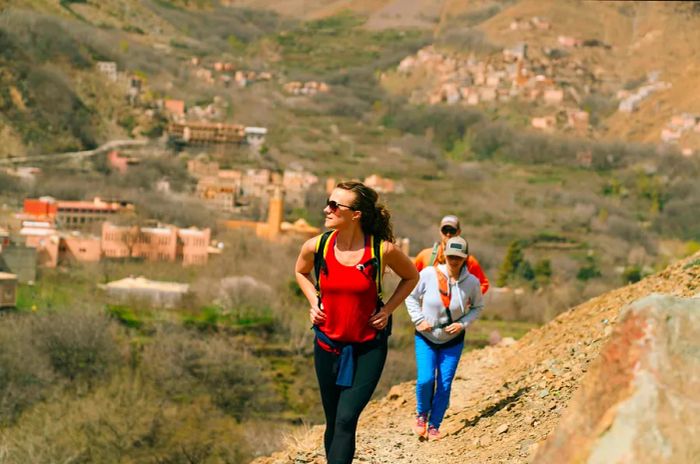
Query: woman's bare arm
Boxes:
[
  {"xmin": 294, "ymin": 236, "xmax": 325, "ymax": 324},
  {"xmin": 368, "ymin": 241, "xmax": 419, "ymax": 329}
]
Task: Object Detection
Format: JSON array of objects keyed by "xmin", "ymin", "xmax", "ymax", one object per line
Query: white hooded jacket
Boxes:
[{"xmin": 405, "ymin": 263, "xmax": 485, "ymax": 345}]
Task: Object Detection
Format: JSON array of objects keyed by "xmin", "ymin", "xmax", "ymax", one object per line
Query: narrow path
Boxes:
[{"xmin": 0, "ymin": 139, "xmax": 151, "ymax": 165}]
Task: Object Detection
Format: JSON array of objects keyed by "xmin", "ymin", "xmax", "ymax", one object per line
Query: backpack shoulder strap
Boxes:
[
  {"xmin": 370, "ymin": 235, "xmax": 384, "ymax": 300},
  {"xmin": 429, "ymin": 242, "xmax": 440, "ymax": 267},
  {"xmin": 313, "ymin": 230, "xmax": 336, "ymax": 293},
  {"xmin": 435, "ymin": 266, "xmax": 454, "ymax": 324}
]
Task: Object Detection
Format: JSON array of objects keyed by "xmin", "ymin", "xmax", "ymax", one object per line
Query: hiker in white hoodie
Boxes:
[{"xmin": 405, "ymin": 236, "xmax": 485, "ymax": 440}]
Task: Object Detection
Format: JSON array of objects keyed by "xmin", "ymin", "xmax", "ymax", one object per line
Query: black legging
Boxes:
[{"xmin": 314, "ymin": 338, "xmax": 388, "ymax": 464}]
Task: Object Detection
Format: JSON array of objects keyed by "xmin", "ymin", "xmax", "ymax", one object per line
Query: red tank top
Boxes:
[{"xmin": 318, "ymin": 234, "xmax": 379, "ymax": 349}]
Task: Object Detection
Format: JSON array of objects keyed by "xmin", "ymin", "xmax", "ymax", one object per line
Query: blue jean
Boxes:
[{"xmin": 414, "ymin": 333, "xmax": 464, "ymax": 428}]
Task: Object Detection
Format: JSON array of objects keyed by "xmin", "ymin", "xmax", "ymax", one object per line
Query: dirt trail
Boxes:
[{"xmin": 253, "ymin": 253, "xmax": 699, "ymax": 464}]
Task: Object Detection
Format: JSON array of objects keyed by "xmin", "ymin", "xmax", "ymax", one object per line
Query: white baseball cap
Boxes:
[
  {"xmin": 444, "ymin": 236, "xmax": 468, "ymax": 258},
  {"xmin": 440, "ymin": 215, "xmax": 460, "ymax": 229}
]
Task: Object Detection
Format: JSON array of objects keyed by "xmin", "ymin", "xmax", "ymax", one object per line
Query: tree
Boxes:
[
  {"xmin": 534, "ymin": 259, "xmax": 552, "ymax": 287},
  {"xmin": 577, "ymin": 254, "xmax": 602, "ymax": 281}
]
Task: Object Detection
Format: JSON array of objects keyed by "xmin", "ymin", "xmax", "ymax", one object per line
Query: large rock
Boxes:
[{"xmin": 535, "ymin": 294, "xmax": 700, "ymax": 464}]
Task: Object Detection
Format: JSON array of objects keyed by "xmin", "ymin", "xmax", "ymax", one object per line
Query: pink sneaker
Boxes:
[
  {"xmin": 413, "ymin": 413, "xmax": 428, "ymax": 437},
  {"xmin": 428, "ymin": 425, "xmax": 442, "ymax": 440}
]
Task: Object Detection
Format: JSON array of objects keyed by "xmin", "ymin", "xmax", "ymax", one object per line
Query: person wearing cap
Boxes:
[
  {"xmin": 405, "ymin": 236, "xmax": 485, "ymax": 440},
  {"xmin": 413, "ymin": 215, "xmax": 490, "ymax": 295}
]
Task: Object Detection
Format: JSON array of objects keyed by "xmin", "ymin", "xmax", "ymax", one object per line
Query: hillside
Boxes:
[
  {"xmin": 252, "ymin": 251, "xmax": 699, "ymax": 463},
  {"xmin": 2, "ymin": 0, "xmax": 699, "ymax": 326},
  {"xmin": 382, "ymin": 0, "xmax": 700, "ymax": 151}
]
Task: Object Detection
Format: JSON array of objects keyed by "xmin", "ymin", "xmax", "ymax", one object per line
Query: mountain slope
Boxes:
[{"xmin": 252, "ymin": 251, "xmax": 699, "ymax": 463}]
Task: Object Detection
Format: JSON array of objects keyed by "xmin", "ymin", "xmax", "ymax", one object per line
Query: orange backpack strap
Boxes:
[{"xmin": 435, "ymin": 267, "xmax": 454, "ymax": 324}]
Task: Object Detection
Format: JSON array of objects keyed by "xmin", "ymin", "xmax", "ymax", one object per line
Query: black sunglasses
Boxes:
[
  {"xmin": 326, "ymin": 199, "xmax": 355, "ymax": 211},
  {"xmin": 441, "ymin": 226, "xmax": 458, "ymax": 235}
]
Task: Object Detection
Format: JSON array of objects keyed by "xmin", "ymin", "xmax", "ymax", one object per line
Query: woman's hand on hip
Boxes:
[
  {"xmin": 309, "ymin": 304, "xmax": 325, "ymax": 325},
  {"xmin": 444, "ymin": 323, "xmax": 464, "ymax": 335},
  {"xmin": 368, "ymin": 308, "xmax": 390, "ymax": 330}
]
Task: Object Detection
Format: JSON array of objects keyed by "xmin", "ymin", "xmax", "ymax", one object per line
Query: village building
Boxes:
[
  {"xmin": 168, "ymin": 121, "xmax": 246, "ymax": 144},
  {"xmin": 283, "ymin": 170, "xmax": 319, "ymax": 209},
  {"xmin": 557, "ymin": 36, "xmax": 582, "ymax": 48},
  {"xmin": 661, "ymin": 113, "xmax": 700, "ymax": 146},
  {"xmin": 101, "ymin": 222, "xmax": 210, "ymax": 266},
  {"xmin": 0, "ymin": 272, "xmax": 17, "ymax": 308},
  {"xmin": 0, "ymin": 244, "xmax": 36, "ymax": 283},
  {"xmin": 567, "ymin": 110, "xmax": 590, "ymax": 133},
  {"xmin": 196, "ymin": 175, "xmax": 240, "ymax": 212},
  {"xmin": 531, "ymin": 116, "xmax": 556, "ymax": 132},
  {"xmin": 156, "ymin": 178, "xmax": 171, "ymax": 193},
  {"xmin": 194, "ymin": 67, "xmax": 214, "ymax": 84},
  {"xmin": 22, "ymin": 197, "xmax": 133, "ymax": 230},
  {"xmin": 107, "ymin": 150, "xmax": 140, "ymax": 174},
  {"xmin": 59, "ymin": 233, "xmax": 102, "ymax": 264},
  {"xmin": 543, "ymin": 89, "xmax": 564, "ymax": 105},
  {"xmin": 283, "ymin": 81, "xmax": 330, "ymax": 95},
  {"xmin": 241, "ymin": 169, "xmax": 274, "ymax": 199},
  {"xmin": 20, "ymin": 220, "xmax": 59, "ymax": 268},
  {"xmin": 187, "ymin": 158, "xmax": 220, "ymax": 178},
  {"xmin": 3, "ymin": 166, "xmax": 41, "ymax": 183},
  {"xmin": 223, "ymin": 188, "xmax": 320, "ymax": 241},
  {"xmin": 101, "ymin": 276, "xmax": 189, "ymax": 308},
  {"xmin": 163, "ymin": 99, "xmax": 186, "ymax": 119},
  {"xmin": 96, "ymin": 61, "xmax": 118, "ymax": 82},
  {"xmin": 363, "ymin": 174, "xmax": 396, "ymax": 194},
  {"xmin": 0, "ymin": 226, "xmax": 9, "ymax": 251},
  {"xmin": 19, "ymin": 220, "xmax": 103, "ymax": 267}
]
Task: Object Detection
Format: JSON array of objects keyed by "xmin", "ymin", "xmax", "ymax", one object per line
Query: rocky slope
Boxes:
[{"xmin": 252, "ymin": 251, "xmax": 699, "ymax": 463}]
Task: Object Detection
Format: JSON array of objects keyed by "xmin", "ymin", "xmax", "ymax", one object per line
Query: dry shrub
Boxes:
[
  {"xmin": 141, "ymin": 325, "xmax": 283, "ymax": 421},
  {"xmin": 0, "ymin": 378, "xmax": 249, "ymax": 463},
  {"xmin": 215, "ymin": 275, "xmax": 273, "ymax": 310},
  {"xmin": 32, "ymin": 309, "xmax": 122, "ymax": 384},
  {"xmin": 0, "ymin": 314, "xmax": 54, "ymax": 425},
  {"xmin": 280, "ymin": 422, "xmax": 325, "ymax": 454}
]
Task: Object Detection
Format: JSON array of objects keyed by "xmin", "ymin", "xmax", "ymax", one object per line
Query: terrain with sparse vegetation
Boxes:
[{"xmin": 1, "ymin": 1, "xmax": 699, "ymax": 462}]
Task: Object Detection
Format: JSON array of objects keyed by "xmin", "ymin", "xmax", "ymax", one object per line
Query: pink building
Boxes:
[
  {"xmin": 108, "ymin": 151, "xmax": 129, "ymax": 174},
  {"xmin": 101, "ymin": 222, "xmax": 210, "ymax": 266},
  {"xmin": 187, "ymin": 158, "xmax": 220, "ymax": 178},
  {"xmin": 164, "ymin": 99, "xmax": 186, "ymax": 118},
  {"xmin": 21, "ymin": 221, "xmax": 59, "ymax": 268},
  {"xmin": 178, "ymin": 228, "xmax": 210, "ymax": 266},
  {"xmin": 364, "ymin": 174, "xmax": 396, "ymax": 194},
  {"xmin": 59, "ymin": 234, "xmax": 102, "ymax": 263}
]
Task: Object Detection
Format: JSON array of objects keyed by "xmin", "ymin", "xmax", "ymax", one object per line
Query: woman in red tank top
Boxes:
[{"xmin": 295, "ymin": 181, "xmax": 418, "ymax": 464}]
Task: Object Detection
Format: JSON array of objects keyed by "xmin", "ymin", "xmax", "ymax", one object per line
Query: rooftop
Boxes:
[
  {"xmin": 0, "ymin": 272, "xmax": 18, "ymax": 281},
  {"xmin": 102, "ymin": 276, "xmax": 189, "ymax": 293}
]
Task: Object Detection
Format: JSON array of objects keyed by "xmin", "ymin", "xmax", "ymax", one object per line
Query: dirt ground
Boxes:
[{"xmin": 253, "ymin": 252, "xmax": 699, "ymax": 464}]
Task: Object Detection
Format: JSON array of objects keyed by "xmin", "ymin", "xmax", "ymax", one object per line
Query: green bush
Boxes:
[
  {"xmin": 497, "ymin": 240, "xmax": 535, "ymax": 287},
  {"xmin": 621, "ymin": 265, "xmax": 642, "ymax": 284},
  {"xmin": 106, "ymin": 304, "xmax": 144, "ymax": 329},
  {"xmin": 576, "ymin": 255, "xmax": 602, "ymax": 281}
]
